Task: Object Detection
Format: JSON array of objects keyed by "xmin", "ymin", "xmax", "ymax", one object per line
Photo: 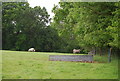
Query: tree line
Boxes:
[
  {"xmin": 51, "ymin": 2, "xmax": 119, "ymax": 54},
  {"xmin": 2, "ymin": 2, "xmax": 61, "ymax": 52},
  {"xmin": 2, "ymin": 2, "xmax": 119, "ymax": 55}
]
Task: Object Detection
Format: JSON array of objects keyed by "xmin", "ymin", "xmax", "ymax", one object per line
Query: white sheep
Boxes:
[
  {"xmin": 28, "ymin": 48, "xmax": 35, "ymax": 52},
  {"xmin": 73, "ymin": 49, "xmax": 81, "ymax": 53}
]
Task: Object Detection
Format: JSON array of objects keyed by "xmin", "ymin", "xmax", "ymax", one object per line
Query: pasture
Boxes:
[{"xmin": 2, "ymin": 50, "xmax": 118, "ymax": 79}]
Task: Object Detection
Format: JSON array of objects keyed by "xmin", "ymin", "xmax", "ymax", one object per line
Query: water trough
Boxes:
[{"xmin": 49, "ymin": 55, "xmax": 93, "ymax": 62}]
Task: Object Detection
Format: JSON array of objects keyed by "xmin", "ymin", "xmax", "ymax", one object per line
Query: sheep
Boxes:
[
  {"xmin": 28, "ymin": 48, "xmax": 35, "ymax": 52},
  {"xmin": 73, "ymin": 49, "xmax": 81, "ymax": 53}
]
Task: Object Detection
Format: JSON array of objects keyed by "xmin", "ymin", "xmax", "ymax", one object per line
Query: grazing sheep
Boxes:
[
  {"xmin": 73, "ymin": 49, "xmax": 81, "ymax": 53},
  {"xmin": 28, "ymin": 48, "xmax": 35, "ymax": 52}
]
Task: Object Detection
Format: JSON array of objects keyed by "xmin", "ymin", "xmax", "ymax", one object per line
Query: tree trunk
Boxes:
[{"xmin": 99, "ymin": 47, "xmax": 102, "ymax": 56}]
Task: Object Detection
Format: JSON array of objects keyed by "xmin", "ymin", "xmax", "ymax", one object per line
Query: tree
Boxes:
[
  {"xmin": 2, "ymin": 2, "xmax": 30, "ymax": 50},
  {"xmin": 2, "ymin": 2, "xmax": 61, "ymax": 52},
  {"xmin": 52, "ymin": 2, "xmax": 119, "ymax": 54}
]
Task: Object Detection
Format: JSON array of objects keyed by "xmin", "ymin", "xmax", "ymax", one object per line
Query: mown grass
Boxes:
[
  {"xmin": 0, "ymin": 50, "xmax": 2, "ymax": 80},
  {"xmin": 2, "ymin": 50, "xmax": 118, "ymax": 79}
]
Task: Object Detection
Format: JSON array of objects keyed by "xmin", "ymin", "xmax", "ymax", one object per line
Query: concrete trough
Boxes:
[{"xmin": 49, "ymin": 55, "xmax": 93, "ymax": 62}]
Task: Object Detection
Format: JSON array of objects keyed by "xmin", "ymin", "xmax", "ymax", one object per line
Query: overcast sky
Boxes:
[{"xmin": 27, "ymin": 0, "xmax": 60, "ymax": 19}]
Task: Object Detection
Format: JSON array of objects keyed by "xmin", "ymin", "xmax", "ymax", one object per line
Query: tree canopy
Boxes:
[
  {"xmin": 2, "ymin": 2, "xmax": 119, "ymax": 54},
  {"xmin": 2, "ymin": 2, "xmax": 61, "ymax": 52},
  {"xmin": 51, "ymin": 2, "xmax": 119, "ymax": 53}
]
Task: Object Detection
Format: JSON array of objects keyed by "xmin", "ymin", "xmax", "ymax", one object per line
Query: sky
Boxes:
[{"xmin": 27, "ymin": 0, "xmax": 60, "ymax": 19}]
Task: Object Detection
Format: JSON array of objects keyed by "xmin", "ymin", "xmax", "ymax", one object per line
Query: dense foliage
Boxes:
[
  {"xmin": 2, "ymin": 2, "xmax": 61, "ymax": 52},
  {"xmin": 2, "ymin": 2, "xmax": 119, "ymax": 54},
  {"xmin": 51, "ymin": 2, "xmax": 119, "ymax": 54}
]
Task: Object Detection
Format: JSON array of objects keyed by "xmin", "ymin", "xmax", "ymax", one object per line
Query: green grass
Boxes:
[
  {"xmin": 0, "ymin": 50, "xmax": 2, "ymax": 80},
  {"xmin": 2, "ymin": 50, "xmax": 118, "ymax": 79}
]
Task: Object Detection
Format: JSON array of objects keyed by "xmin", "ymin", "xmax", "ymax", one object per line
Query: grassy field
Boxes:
[
  {"xmin": 2, "ymin": 50, "xmax": 118, "ymax": 79},
  {"xmin": 0, "ymin": 50, "xmax": 2, "ymax": 80}
]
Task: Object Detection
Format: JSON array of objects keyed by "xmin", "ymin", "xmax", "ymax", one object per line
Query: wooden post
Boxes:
[
  {"xmin": 94, "ymin": 47, "xmax": 96, "ymax": 55},
  {"xmin": 108, "ymin": 47, "xmax": 112, "ymax": 63}
]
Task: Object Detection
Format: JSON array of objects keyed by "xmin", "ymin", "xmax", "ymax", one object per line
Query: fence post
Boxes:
[{"xmin": 108, "ymin": 47, "xmax": 112, "ymax": 63}]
